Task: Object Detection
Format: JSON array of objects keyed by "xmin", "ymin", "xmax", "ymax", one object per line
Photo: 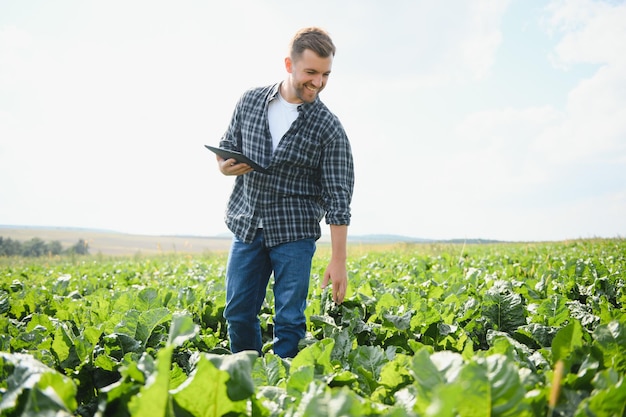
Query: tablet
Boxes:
[{"xmin": 205, "ymin": 145, "xmax": 269, "ymax": 174}]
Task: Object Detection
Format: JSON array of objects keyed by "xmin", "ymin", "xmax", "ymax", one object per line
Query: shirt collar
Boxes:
[{"xmin": 267, "ymin": 82, "xmax": 319, "ymax": 119}]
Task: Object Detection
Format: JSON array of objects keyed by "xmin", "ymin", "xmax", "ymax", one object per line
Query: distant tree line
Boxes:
[{"xmin": 0, "ymin": 237, "xmax": 89, "ymax": 257}]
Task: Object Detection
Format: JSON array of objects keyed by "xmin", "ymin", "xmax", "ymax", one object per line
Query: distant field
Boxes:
[
  {"xmin": 0, "ymin": 226, "xmax": 232, "ymax": 256},
  {"xmin": 0, "ymin": 226, "xmax": 504, "ymax": 257}
]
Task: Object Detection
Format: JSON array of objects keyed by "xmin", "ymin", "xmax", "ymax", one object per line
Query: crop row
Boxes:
[{"xmin": 0, "ymin": 239, "xmax": 625, "ymax": 416}]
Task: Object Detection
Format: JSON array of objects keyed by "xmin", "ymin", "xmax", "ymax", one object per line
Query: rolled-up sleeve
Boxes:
[{"xmin": 321, "ymin": 123, "xmax": 354, "ymax": 226}]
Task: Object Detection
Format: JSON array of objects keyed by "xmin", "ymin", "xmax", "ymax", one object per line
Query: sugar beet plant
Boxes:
[{"xmin": 0, "ymin": 239, "xmax": 625, "ymax": 416}]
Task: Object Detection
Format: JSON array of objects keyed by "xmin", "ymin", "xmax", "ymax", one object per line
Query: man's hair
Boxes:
[{"xmin": 289, "ymin": 27, "xmax": 336, "ymax": 61}]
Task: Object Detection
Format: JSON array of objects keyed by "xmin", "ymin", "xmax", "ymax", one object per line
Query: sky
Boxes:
[{"xmin": 1, "ymin": 0, "xmax": 625, "ymax": 242}]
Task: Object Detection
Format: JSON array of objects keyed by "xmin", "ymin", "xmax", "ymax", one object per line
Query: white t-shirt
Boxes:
[
  {"xmin": 259, "ymin": 92, "xmax": 300, "ymax": 229},
  {"xmin": 267, "ymin": 92, "xmax": 299, "ymax": 151}
]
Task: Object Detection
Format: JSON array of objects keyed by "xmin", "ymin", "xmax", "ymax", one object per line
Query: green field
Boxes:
[{"xmin": 1, "ymin": 239, "xmax": 625, "ymax": 416}]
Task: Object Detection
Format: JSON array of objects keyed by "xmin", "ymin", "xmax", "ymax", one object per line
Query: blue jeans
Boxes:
[{"xmin": 223, "ymin": 230, "xmax": 316, "ymax": 358}]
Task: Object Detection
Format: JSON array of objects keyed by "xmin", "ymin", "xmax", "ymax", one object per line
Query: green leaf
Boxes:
[
  {"xmin": 94, "ymin": 353, "xmax": 118, "ymax": 371},
  {"xmin": 552, "ymin": 320, "xmax": 584, "ymax": 365},
  {"xmin": 1, "ymin": 353, "xmax": 50, "ymax": 410},
  {"xmin": 567, "ymin": 300, "xmax": 599, "ymax": 328},
  {"xmin": 253, "ymin": 352, "xmax": 288, "ymax": 387},
  {"xmin": 291, "ymin": 338, "xmax": 335, "ymax": 376},
  {"xmin": 349, "ymin": 345, "xmax": 387, "ymax": 395},
  {"xmin": 414, "ymin": 351, "xmax": 530, "ymax": 417},
  {"xmin": 382, "ymin": 310, "xmax": 413, "ymax": 331},
  {"xmin": 297, "ymin": 382, "xmax": 367, "ymax": 417},
  {"xmin": 329, "ymin": 370, "xmax": 358, "ymax": 388},
  {"xmin": 169, "ymin": 363, "xmax": 188, "ymax": 391},
  {"xmin": 379, "ymin": 353, "xmax": 413, "ymax": 390},
  {"xmin": 103, "ymin": 333, "xmax": 142, "ymax": 359},
  {"xmin": 74, "ymin": 327, "xmax": 100, "ymax": 363},
  {"xmin": 205, "ymin": 351, "xmax": 257, "ymax": 401},
  {"xmin": 593, "ymin": 319, "xmax": 626, "ymax": 373},
  {"xmin": 256, "ymin": 385, "xmax": 293, "ymax": 415},
  {"xmin": 287, "ymin": 365, "xmax": 315, "ymax": 399},
  {"xmin": 515, "ymin": 323, "xmax": 558, "ymax": 348},
  {"xmin": 137, "ymin": 287, "xmax": 162, "ymax": 310},
  {"xmin": 167, "ymin": 312, "xmax": 199, "ymax": 348},
  {"xmin": 411, "ymin": 348, "xmax": 444, "ymax": 413},
  {"xmin": 0, "ymin": 352, "xmax": 77, "ymax": 415},
  {"xmin": 29, "ymin": 370, "xmax": 78, "ymax": 414},
  {"xmin": 330, "ymin": 327, "xmax": 354, "ymax": 363},
  {"xmin": 482, "ymin": 281, "xmax": 526, "ymax": 333},
  {"xmin": 128, "ymin": 346, "xmax": 174, "ymax": 417},
  {"xmin": 575, "ymin": 370, "xmax": 626, "ymax": 416},
  {"xmin": 295, "ymin": 381, "xmax": 328, "ymax": 416},
  {"xmin": 410, "ymin": 300, "xmax": 442, "ymax": 333},
  {"xmin": 309, "ymin": 314, "xmax": 338, "ymax": 329},
  {"xmin": 423, "ymin": 383, "xmax": 464, "ymax": 417},
  {"xmin": 172, "ymin": 353, "xmax": 249, "ymax": 416},
  {"xmin": 0, "ymin": 290, "xmax": 10, "ymax": 314},
  {"xmin": 453, "ymin": 361, "xmax": 490, "ymax": 417},
  {"xmin": 136, "ymin": 307, "xmax": 170, "ymax": 347},
  {"xmin": 537, "ymin": 295, "xmax": 570, "ymax": 327},
  {"xmin": 51, "ymin": 324, "xmax": 72, "ymax": 364},
  {"xmin": 114, "ymin": 309, "xmax": 141, "ymax": 339},
  {"xmin": 484, "ymin": 354, "xmax": 528, "ymax": 416}
]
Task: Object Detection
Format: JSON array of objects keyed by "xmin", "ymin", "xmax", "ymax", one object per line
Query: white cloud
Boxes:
[
  {"xmin": 534, "ymin": 0, "xmax": 626, "ymax": 165},
  {"xmin": 547, "ymin": 0, "xmax": 626, "ymax": 66},
  {"xmin": 452, "ymin": 0, "xmax": 626, "ymax": 177},
  {"xmin": 373, "ymin": 0, "xmax": 626, "ymax": 241},
  {"xmin": 455, "ymin": 0, "xmax": 512, "ymax": 80},
  {"xmin": 0, "ymin": 25, "xmax": 34, "ymax": 88},
  {"xmin": 452, "ymin": 106, "xmax": 561, "ymax": 186},
  {"xmin": 343, "ymin": 0, "xmax": 511, "ymax": 89}
]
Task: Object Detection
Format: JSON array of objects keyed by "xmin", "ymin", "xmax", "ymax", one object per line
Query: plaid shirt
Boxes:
[{"xmin": 219, "ymin": 83, "xmax": 354, "ymax": 247}]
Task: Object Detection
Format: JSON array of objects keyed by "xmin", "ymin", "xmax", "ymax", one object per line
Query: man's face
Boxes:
[{"xmin": 285, "ymin": 49, "xmax": 333, "ymax": 104}]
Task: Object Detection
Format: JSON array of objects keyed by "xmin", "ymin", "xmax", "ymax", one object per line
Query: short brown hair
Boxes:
[{"xmin": 289, "ymin": 27, "xmax": 336, "ymax": 61}]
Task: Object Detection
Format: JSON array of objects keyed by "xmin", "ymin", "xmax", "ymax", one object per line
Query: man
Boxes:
[{"xmin": 215, "ymin": 27, "xmax": 354, "ymax": 358}]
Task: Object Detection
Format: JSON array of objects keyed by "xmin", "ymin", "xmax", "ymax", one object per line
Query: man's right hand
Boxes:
[{"xmin": 217, "ymin": 156, "xmax": 253, "ymax": 176}]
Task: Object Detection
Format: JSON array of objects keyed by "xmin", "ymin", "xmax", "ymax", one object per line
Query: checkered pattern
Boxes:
[{"xmin": 219, "ymin": 83, "xmax": 354, "ymax": 247}]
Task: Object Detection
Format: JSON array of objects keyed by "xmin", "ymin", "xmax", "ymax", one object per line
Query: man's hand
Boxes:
[
  {"xmin": 322, "ymin": 257, "xmax": 347, "ymax": 304},
  {"xmin": 321, "ymin": 224, "xmax": 349, "ymax": 304},
  {"xmin": 217, "ymin": 156, "xmax": 253, "ymax": 176}
]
